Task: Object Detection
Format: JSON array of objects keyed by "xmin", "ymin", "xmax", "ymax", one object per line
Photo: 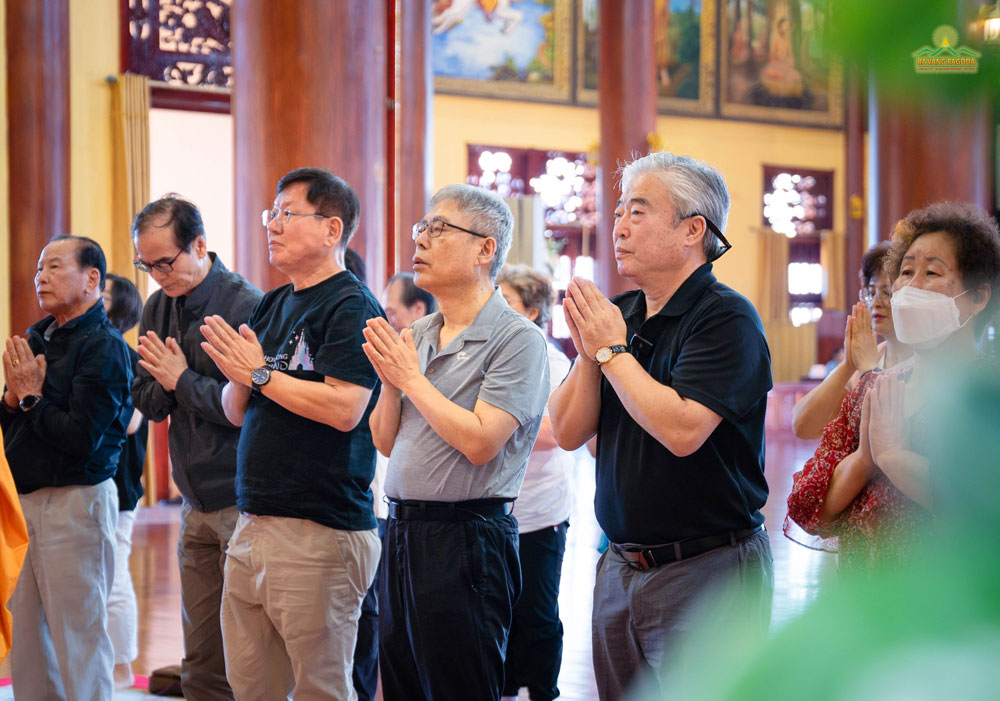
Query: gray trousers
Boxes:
[
  {"xmin": 178, "ymin": 502, "xmax": 239, "ymax": 701},
  {"xmin": 11, "ymin": 479, "xmax": 117, "ymax": 701},
  {"xmin": 591, "ymin": 530, "xmax": 773, "ymax": 701}
]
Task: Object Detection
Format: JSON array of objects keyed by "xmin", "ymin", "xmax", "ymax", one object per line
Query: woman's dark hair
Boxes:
[
  {"xmin": 131, "ymin": 195, "xmax": 206, "ymax": 251},
  {"xmin": 344, "ymin": 248, "xmax": 366, "ymax": 285},
  {"xmin": 276, "ymin": 167, "xmax": 360, "ymax": 248},
  {"xmin": 105, "ymin": 273, "xmax": 143, "ymax": 334},
  {"xmin": 859, "ymin": 241, "xmax": 891, "ymax": 287},
  {"xmin": 885, "ymin": 201, "xmax": 1000, "ymax": 334}
]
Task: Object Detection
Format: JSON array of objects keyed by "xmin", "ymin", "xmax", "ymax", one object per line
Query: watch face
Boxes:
[
  {"xmin": 595, "ymin": 347, "xmax": 612, "ymax": 364},
  {"xmin": 251, "ymin": 366, "xmax": 271, "ymax": 386}
]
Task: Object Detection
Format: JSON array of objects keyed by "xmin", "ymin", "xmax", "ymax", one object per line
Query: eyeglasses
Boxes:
[
  {"xmin": 683, "ymin": 212, "xmax": 732, "ymax": 262},
  {"xmin": 261, "ymin": 208, "xmax": 330, "ymax": 228},
  {"xmin": 412, "ymin": 219, "xmax": 490, "ymax": 242},
  {"xmin": 859, "ymin": 285, "xmax": 892, "ymax": 305},
  {"xmin": 134, "ymin": 249, "xmax": 185, "ymax": 274}
]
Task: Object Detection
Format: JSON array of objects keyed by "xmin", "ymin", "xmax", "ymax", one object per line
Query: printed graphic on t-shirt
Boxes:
[{"xmin": 265, "ymin": 328, "xmax": 315, "ymax": 371}]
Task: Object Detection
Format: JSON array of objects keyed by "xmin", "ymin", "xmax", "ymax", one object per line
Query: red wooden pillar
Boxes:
[
  {"xmin": 232, "ymin": 1, "xmax": 388, "ymax": 293},
  {"xmin": 395, "ymin": 0, "xmax": 433, "ymax": 277},
  {"xmin": 596, "ymin": 0, "xmax": 656, "ymax": 298},
  {"xmin": 869, "ymin": 88, "xmax": 992, "ymax": 242},
  {"xmin": 843, "ymin": 66, "xmax": 865, "ymax": 306},
  {"xmin": 6, "ymin": 0, "xmax": 70, "ymax": 335}
]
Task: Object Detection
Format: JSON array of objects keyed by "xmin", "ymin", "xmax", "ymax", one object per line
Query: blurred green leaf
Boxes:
[{"xmin": 830, "ymin": 0, "xmax": 1000, "ymax": 102}]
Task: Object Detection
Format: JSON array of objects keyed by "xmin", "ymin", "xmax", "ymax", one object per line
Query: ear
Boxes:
[
  {"xmin": 326, "ymin": 216, "xmax": 345, "ymax": 249},
  {"xmin": 193, "ymin": 235, "xmax": 208, "ymax": 258},
  {"xmin": 971, "ymin": 282, "xmax": 992, "ymax": 315},
  {"xmin": 476, "ymin": 237, "xmax": 498, "ymax": 273},
  {"xmin": 86, "ymin": 267, "xmax": 102, "ymax": 294},
  {"xmin": 413, "ymin": 301, "xmax": 427, "ymax": 317},
  {"xmin": 683, "ymin": 216, "xmax": 707, "ymax": 251},
  {"xmin": 527, "ymin": 306, "xmax": 540, "ymax": 323}
]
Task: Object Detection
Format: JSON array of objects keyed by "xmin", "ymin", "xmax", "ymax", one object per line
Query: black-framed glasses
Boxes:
[
  {"xmin": 412, "ymin": 219, "xmax": 490, "ymax": 242},
  {"xmin": 859, "ymin": 284, "xmax": 892, "ymax": 305},
  {"xmin": 262, "ymin": 208, "xmax": 330, "ymax": 228},
  {"xmin": 683, "ymin": 212, "xmax": 732, "ymax": 261},
  {"xmin": 133, "ymin": 249, "xmax": 185, "ymax": 274}
]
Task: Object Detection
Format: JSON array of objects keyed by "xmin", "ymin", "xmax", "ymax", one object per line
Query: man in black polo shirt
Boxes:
[
  {"xmin": 201, "ymin": 167, "xmax": 383, "ymax": 699},
  {"xmin": 549, "ymin": 152, "xmax": 773, "ymax": 700}
]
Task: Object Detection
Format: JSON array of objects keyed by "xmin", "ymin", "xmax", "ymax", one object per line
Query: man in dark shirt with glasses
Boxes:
[{"xmin": 132, "ymin": 195, "xmax": 262, "ymax": 700}]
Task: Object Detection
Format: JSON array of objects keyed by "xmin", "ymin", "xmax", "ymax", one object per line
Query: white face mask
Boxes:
[{"xmin": 890, "ymin": 284, "xmax": 971, "ymax": 350}]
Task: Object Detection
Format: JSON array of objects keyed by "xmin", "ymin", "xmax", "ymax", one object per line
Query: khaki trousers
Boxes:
[{"xmin": 221, "ymin": 513, "xmax": 380, "ymax": 701}]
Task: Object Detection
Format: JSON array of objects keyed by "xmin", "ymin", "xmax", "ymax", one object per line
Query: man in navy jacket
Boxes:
[{"xmin": 2, "ymin": 235, "xmax": 132, "ymax": 700}]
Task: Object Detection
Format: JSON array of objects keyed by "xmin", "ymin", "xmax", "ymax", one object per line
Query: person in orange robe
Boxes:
[{"xmin": 0, "ymin": 431, "xmax": 28, "ymax": 664}]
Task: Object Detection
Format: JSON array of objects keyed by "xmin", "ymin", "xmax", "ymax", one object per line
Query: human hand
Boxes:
[
  {"xmin": 199, "ymin": 316, "xmax": 266, "ymax": 387},
  {"xmin": 362, "ymin": 317, "xmax": 421, "ymax": 393},
  {"xmin": 867, "ymin": 373, "xmax": 907, "ymax": 466},
  {"xmin": 562, "ymin": 304, "xmax": 592, "ymax": 364},
  {"xmin": 845, "ymin": 302, "xmax": 878, "ymax": 374},
  {"xmin": 137, "ymin": 331, "xmax": 190, "ymax": 392},
  {"xmin": 563, "ymin": 278, "xmax": 627, "ymax": 362},
  {"xmin": 3, "ymin": 336, "xmax": 46, "ymax": 401}
]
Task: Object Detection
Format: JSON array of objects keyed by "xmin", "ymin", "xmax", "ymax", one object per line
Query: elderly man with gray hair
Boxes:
[
  {"xmin": 362, "ymin": 184, "xmax": 550, "ymax": 700},
  {"xmin": 549, "ymin": 152, "xmax": 774, "ymax": 699}
]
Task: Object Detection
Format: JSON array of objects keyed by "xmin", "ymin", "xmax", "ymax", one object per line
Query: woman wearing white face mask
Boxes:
[
  {"xmin": 787, "ymin": 202, "xmax": 1000, "ymax": 571},
  {"xmin": 791, "ymin": 242, "xmax": 913, "ymax": 439}
]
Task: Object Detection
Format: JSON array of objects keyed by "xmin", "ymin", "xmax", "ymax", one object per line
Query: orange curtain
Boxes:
[
  {"xmin": 0, "ymin": 433, "xmax": 28, "ymax": 664},
  {"xmin": 758, "ymin": 227, "xmax": 817, "ymax": 382},
  {"xmin": 111, "ymin": 73, "xmax": 157, "ymax": 505},
  {"xmin": 758, "ymin": 227, "xmax": 789, "ymax": 323},
  {"xmin": 821, "ymin": 229, "xmax": 846, "ymax": 312},
  {"xmin": 110, "ymin": 72, "xmax": 151, "ymax": 305}
]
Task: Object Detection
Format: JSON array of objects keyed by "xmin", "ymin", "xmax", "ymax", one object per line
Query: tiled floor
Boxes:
[{"xmin": 1, "ymin": 429, "xmax": 834, "ymax": 700}]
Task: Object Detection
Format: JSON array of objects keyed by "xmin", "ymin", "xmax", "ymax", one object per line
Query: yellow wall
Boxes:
[
  {"xmin": 0, "ymin": 1, "xmax": 8, "ymax": 343},
  {"xmin": 0, "ymin": 1, "xmax": 118, "ymax": 343},
  {"xmin": 70, "ymin": 0, "xmax": 118, "ymax": 257},
  {"xmin": 434, "ymin": 95, "xmax": 844, "ymax": 308}
]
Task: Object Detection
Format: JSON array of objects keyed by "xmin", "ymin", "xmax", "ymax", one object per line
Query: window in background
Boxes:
[
  {"xmin": 762, "ymin": 165, "xmax": 834, "ymax": 326},
  {"xmin": 467, "ymin": 145, "xmax": 597, "ymax": 352}
]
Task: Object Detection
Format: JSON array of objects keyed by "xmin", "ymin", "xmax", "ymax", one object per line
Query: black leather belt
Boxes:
[
  {"xmin": 611, "ymin": 525, "xmax": 765, "ymax": 570},
  {"xmin": 387, "ymin": 498, "xmax": 513, "ymax": 522}
]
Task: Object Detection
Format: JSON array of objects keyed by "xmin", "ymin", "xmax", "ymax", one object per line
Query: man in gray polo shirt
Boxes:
[{"xmin": 362, "ymin": 184, "xmax": 549, "ymax": 701}]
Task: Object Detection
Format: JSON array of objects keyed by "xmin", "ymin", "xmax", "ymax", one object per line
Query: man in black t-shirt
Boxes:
[
  {"xmin": 201, "ymin": 167, "xmax": 383, "ymax": 699},
  {"xmin": 549, "ymin": 152, "xmax": 774, "ymax": 700}
]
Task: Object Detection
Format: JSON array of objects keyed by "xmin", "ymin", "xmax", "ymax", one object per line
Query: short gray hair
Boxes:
[
  {"xmin": 620, "ymin": 152, "xmax": 731, "ymax": 262},
  {"xmin": 430, "ymin": 184, "xmax": 513, "ymax": 281}
]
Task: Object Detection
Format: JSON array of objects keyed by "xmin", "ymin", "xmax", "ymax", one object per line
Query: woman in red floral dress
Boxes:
[{"xmin": 787, "ymin": 202, "xmax": 1000, "ymax": 571}]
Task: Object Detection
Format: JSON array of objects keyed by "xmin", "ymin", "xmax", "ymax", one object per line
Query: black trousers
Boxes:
[
  {"xmin": 353, "ymin": 517, "xmax": 386, "ymax": 701},
  {"xmin": 503, "ymin": 521, "xmax": 569, "ymax": 701},
  {"xmin": 378, "ymin": 513, "xmax": 521, "ymax": 701}
]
